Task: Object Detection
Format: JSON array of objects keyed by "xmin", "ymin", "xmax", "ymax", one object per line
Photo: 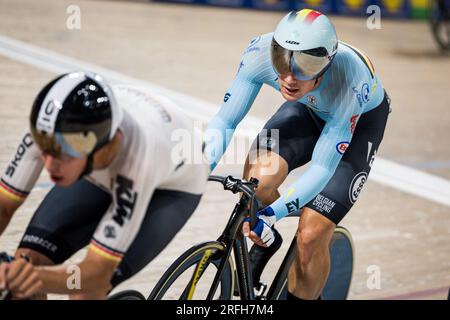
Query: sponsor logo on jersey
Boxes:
[
  {"xmin": 349, "ymin": 172, "xmax": 368, "ymax": 204},
  {"xmin": 244, "ymin": 36, "xmax": 260, "ymax": 55},
  {"xmin": 237, "ymin": 60, "xmax": 245, "ymax": 75},
  {"xmin": 104, "ymin": 225, "xmax": 117, "ymax": 239},
  {"xmin": 5, "ymin": 133, "xmax": 34, "ymax": 178},
  {"xmin": 285, "ymin": 198, "xmax": 300, "ymax": 214},
  {"xmin": 224, "ymin": 93, "xmax": 231, "ymax": 102},
  {"xmin": 350, "ymin": 114, "xmax": 359, "ymax": 134},
  {"xmin": 312, "ymin": 194, "xmax": 336, "ymax": 214},
  {"xmin": 367, "ymin": 141, "xmax": 377, "ymax": 168},
  {"xmin": 113, "ymin": 175, "xmax": 138, "ymax": 227},
  {"xmin": 244, "ymin": 46, "xmax": 260, "ymax": 55},
  {"xmin": 336, "ymin": 141, "xmax": 350, "ymax": 155},
  {"xmin": 362, "ymin": 83, "xmax": 370, "ymax": 103},
  {"xmin": 21, "ymin": 234, "xmax": 58, "ymax": 253},
  {"xmin": 306, "ymin": 95, "xmax": 317, "ymax": 107},
  {"xmin": 352, "ymin": 83, "xmax": 370, "ymax": 108},
  {"xmin": 248, "ymin": 36, "xmax": 261, "ymax": 47}
]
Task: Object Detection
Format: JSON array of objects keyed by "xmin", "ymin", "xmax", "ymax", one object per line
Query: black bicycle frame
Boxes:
[
  {"xmin": 203, "ymin": 175, "xmax": 297, "ymax": 301},
  {"xmin": 204, "ymin": 176, "xmax": 259, "ymax": 300},
  {"xmin": 205, "ymin": 198, "xmax": 255, "ymax": 299}
]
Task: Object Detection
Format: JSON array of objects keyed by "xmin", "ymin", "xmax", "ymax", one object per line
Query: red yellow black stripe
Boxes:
[
  {"xmin": 296, "ymin": 9, "xmax": 322, "ymax": 24},
  {"xmin": 341, "ymin": 42, "xmax": 375, "ymax": 78},
  {"xmin": 90, "ymin": 239, "xmax": 124, "ymax": 262},
  {"xmin": 0, "ymin": 179, "xmax": 28, "ymax": 202}
]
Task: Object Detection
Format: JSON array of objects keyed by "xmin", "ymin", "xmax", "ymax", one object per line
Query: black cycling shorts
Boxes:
[
  {"xmin": 250, "ymin": 91, "xmax": 391, "ymax": 224},
  {"xmin": 18, "ymin": 179, "xmax": 202, "ymax": 287}
]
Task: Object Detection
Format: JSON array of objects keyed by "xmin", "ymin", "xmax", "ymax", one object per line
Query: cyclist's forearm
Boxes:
[
  {"xmin": 0, "ymin": 208, "xmax": 14, "ymax": 236},
  {"xmin": 269, "ymin": 164, "xmax": 332, "ymax": 221},
  {"xmin": 36, "ymin": 262, "xmax": 113, "ymax": 295},
  {"xmin": 204, "ymin": 116, "xmax": 236, "ymax": 170}
]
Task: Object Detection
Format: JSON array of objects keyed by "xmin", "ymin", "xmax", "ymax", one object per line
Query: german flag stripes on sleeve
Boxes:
[
  {"xmin": 89, "ymin": 238, "xmax": 125, "ymax": 263},
  {"xmin": 0, "ymin": 178, "xmax": 29, "ymax": 202}
]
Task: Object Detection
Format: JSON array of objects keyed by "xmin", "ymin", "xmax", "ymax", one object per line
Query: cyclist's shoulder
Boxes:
[
  {"xmin": 243, "ymin": 32, "xmax": 274, "ymax": 51},
  {"xmin": 236, "ymin": 32, "xmax": 275, "ymax": 82},
  {"xmin": 112, "ymin": 85, "xmax": 188, "ymax": 127},
  {"xmin": 333, "ymin": 41, "xmax": 377, "ymax": 78}
]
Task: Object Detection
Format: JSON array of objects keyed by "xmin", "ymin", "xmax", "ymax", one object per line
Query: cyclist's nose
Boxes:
[
  {"xmin": 280, "ymin": 72, "xmax": 297, "ymax": 85},
  {"xmin": 43, "ymin": 154, "xmax": 60, "ymax": 173}
]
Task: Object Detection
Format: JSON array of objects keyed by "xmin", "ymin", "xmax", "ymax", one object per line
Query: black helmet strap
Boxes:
[{"xmin": 78, "ymin": 153, "xmax": 94, "ymax": 179}]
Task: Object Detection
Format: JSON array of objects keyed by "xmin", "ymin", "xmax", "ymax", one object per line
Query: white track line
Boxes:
[{"xmin": 1, "ymin": 35, "xmax": 450, "ymax": 207}]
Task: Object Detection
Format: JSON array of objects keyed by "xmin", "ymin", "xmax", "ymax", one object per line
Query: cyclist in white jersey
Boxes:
[{"xmin": 0, "ymin": 72, "xmax": 209, "ymax": 299}]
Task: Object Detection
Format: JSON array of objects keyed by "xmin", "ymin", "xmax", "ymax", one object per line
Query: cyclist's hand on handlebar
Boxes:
[
  {"xmin": 2, "ymin": 257, "xmax": 43, "ymax": 299},
  {"xmin": 243, "ymin": 206, "xmax": 277, "ymax": 247}
]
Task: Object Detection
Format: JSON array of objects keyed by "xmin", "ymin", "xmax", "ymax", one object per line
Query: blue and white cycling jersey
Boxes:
[{"xmin": 205, "ymin": 32, "xmax": 385, "ymax": 221}]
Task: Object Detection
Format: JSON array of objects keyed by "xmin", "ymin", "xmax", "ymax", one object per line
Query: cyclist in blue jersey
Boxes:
[{"xmin": 204, "ymin": 9, "xmax": 390, "ymax": 300}]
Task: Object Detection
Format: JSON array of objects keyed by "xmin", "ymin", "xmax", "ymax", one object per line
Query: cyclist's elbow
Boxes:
[{"xmin": 0, "ymin": 194, "xmax": 20, "ymax": 220}]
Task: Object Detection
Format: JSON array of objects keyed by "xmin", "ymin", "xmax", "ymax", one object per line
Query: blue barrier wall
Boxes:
[{"xmin": 152, "ymin": 0, "xmax": 434, "ymax": 19}]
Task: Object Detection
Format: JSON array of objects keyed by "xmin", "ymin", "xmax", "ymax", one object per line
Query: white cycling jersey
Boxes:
[{"xmin": 0, "ymin": 85, "xmax": 209, "ymax": 261}]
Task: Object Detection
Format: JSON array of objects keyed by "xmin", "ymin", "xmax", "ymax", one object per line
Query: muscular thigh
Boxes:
[
  {"xmin": 305, "ymin": 93, "xmax": 390, "ymax": 225},
  {"xmin": 249, "ymin": 101, "xmax": 324, "ymax": 173}
]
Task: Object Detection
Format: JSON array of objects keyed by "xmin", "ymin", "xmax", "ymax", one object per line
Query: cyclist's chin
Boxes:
[
  {"xmin": 280, "ymin": 86, "xmax": 304, "ymax": 101},
  {"xmin": 50, "ymin": 174, "xmax": 77, "ymax": 187},
  {"xmin": 281, "ymin": 91, "xmax": 302, "ymax": 102}
]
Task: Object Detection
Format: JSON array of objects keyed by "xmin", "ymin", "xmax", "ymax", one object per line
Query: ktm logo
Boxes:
[{"xmin": 112, "ymin": 175, "xmax": 137, "ymax": 227}]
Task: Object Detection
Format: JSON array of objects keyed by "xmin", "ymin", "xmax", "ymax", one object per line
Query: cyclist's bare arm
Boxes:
[
  {"xmin": 2, "ymin": 248, "xmax": 118, "ymax": 298},
  {"xmin": 0, "ymin": 132, "xmax": 43, "ymax": 236},
  {"xmin": 34, "ymin": 248, "xmax": 118, "ymax": 295},
  {"xmin": 0, "ymin": 191, "xmax": 24, "ymax": 235}
]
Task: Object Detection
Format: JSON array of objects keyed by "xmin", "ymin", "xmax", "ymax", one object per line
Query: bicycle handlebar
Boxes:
[{"xmin": 208, "ymin": 175, "xmax": 260, "ymax": 229}]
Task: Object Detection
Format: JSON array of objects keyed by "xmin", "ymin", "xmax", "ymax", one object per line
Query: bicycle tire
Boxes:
[
  {"xmin": 148, "ymin": 241, "xmax": 235, "ymax": 300},
  {"xmin": 108, "ymin": 289, "xmax": 146, "ymax": 300},
  {"xmin": 432, "ymin": 20, "xmax": 450, "ymax": 51},
  {"xmin": 322, "ymin": 226, "xmax": 354, "ymax": 300},
  {"xmin": 429, "ymin": 0, "xmax": 450, "ymax": 51}
]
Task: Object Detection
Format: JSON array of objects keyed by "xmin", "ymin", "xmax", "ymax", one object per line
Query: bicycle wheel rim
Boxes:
[{"xmin": 149, "ymin": 242, "xmax": 234, "ymax": 300}]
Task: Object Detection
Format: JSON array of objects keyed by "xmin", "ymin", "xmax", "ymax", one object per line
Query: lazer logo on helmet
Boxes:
[
  {"xmin": 113, "ymin": 175, "xmax": 137, "ymax": 227},
  {"xmin": 285, "ymin": 40, "xmax": 300, "ymax": 45}
]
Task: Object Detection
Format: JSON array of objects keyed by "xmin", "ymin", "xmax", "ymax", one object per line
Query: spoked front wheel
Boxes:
[{"xmin": 148, "ymin": 241, "xmax": 235, "ymax": 300}]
